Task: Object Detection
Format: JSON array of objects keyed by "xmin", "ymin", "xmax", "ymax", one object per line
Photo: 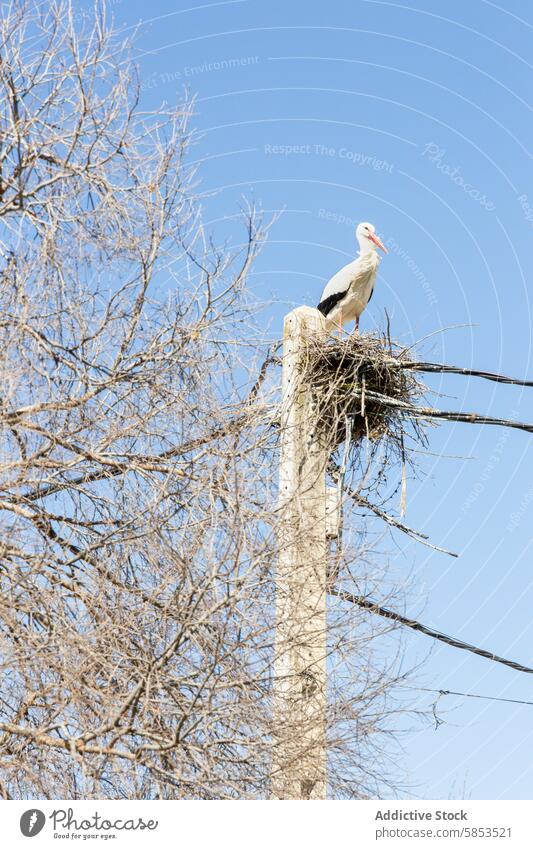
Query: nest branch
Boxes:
[
  {"xmin": 328, "ymin": 459, "xmax": 458, "ymax": 558},
  {"xmin": 307, "ymin": 333, "xmax": 426, "ymax": 450},
  {"xmin": 352, "ymin": 494, "xmax": 458, "ymax": 557}
]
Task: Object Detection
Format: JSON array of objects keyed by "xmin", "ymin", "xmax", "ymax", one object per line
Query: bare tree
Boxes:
[{"xmin": 0, "ymin": 1, "xmax": 420, "ymax": 800}]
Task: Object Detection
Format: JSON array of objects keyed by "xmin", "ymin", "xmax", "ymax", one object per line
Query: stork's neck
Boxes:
[
  {"xmin": 358, "ymin": 237, "xmax": 376, "ymax": 256},
  {"xmin": 357, "ymin": 244, "xmax": 380, "ymax": 266}
]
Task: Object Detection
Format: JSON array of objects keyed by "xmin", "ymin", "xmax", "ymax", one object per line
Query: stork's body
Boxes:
[{"xmin": 317, "ymin": 222, "xmax": 387, "ymax": 333}]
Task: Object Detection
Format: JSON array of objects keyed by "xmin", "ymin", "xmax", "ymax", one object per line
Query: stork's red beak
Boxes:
[{"xmin": 369, "ymin": 232, "xmax": 388, "ymax": 253}]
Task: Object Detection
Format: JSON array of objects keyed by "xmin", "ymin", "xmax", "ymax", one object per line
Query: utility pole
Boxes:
[{"xmin": 272, "ymin": 306, "xmax": 330, "ymax": 800}]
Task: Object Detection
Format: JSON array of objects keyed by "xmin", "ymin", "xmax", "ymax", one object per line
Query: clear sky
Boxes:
[{"xmin": 106, "ymin": 0, "xmax": 533, "ymax": 799}]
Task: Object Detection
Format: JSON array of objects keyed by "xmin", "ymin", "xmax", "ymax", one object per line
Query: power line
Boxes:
[
  {"xmin": 330, "ymin": 587, "xmax": 533, "ymax": 675},
  {"xmin": 393, "ymin": 359, "xmax": 533, "ymax": 388},
  {"xmin": 420, "ymin": 688, "xmax": 533, "ymax": 707}
]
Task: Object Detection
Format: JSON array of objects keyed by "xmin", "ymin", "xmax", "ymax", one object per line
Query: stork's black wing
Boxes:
[{"xmin": 317, "ymin": 289, "xmax": 346, "ymax": 317}]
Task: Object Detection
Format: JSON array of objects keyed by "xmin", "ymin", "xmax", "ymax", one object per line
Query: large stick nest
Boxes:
[{"xmin": 305, "ymin": 332, "xmax": 427, "ymax": 451}]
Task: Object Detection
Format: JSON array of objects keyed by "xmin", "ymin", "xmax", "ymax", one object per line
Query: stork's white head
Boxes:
[{"xmin": 356, "ymin": 222, "xmax": 388, "ymax": 255}]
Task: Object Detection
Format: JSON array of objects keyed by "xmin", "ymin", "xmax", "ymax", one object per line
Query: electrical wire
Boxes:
[
  {"xmin": 330, "ymin": 587, "xmax": 533, "ymax": 675},
  {"xmin": 419, "ymin": 688, "xmax": 533, "ymax": 707}
]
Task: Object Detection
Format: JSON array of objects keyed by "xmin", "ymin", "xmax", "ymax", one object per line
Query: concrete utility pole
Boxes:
[{"xmin": 272, "ymin": 306, "xmax": 331, "ymax": 800}]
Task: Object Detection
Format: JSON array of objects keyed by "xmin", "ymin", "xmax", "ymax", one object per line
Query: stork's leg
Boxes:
[
  {"xmin": 355, "ymin": 316, "xmax": 359, "ymax": 336},
  {"xmin": 338, "ymin": 309, "xmax": 342, "ymax": 338}
]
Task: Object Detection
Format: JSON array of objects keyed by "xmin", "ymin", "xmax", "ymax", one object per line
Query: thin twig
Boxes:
[{"xmin": 328, "ymin": 460, "xmax": 458, "ymax": 557}]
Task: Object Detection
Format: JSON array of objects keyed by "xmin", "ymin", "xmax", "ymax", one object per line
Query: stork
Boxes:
[{"xmin": 317, "ymin": 222, "xmax": 387, "ymax": 334}]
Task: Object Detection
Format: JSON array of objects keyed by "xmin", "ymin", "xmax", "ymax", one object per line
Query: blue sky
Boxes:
[{"xmin": 109, "ymin": 0, "xmax": 533, "ymax": 799}]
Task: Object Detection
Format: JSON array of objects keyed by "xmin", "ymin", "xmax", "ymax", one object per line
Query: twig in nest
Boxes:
[{"xmin": 307, "ymin": 333, "xmax": 426, "ymax": 451}]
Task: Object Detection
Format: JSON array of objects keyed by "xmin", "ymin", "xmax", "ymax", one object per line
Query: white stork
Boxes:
[{"xmin": 317, "ymin": 222, "xmax": 388, "ymax": 334}]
